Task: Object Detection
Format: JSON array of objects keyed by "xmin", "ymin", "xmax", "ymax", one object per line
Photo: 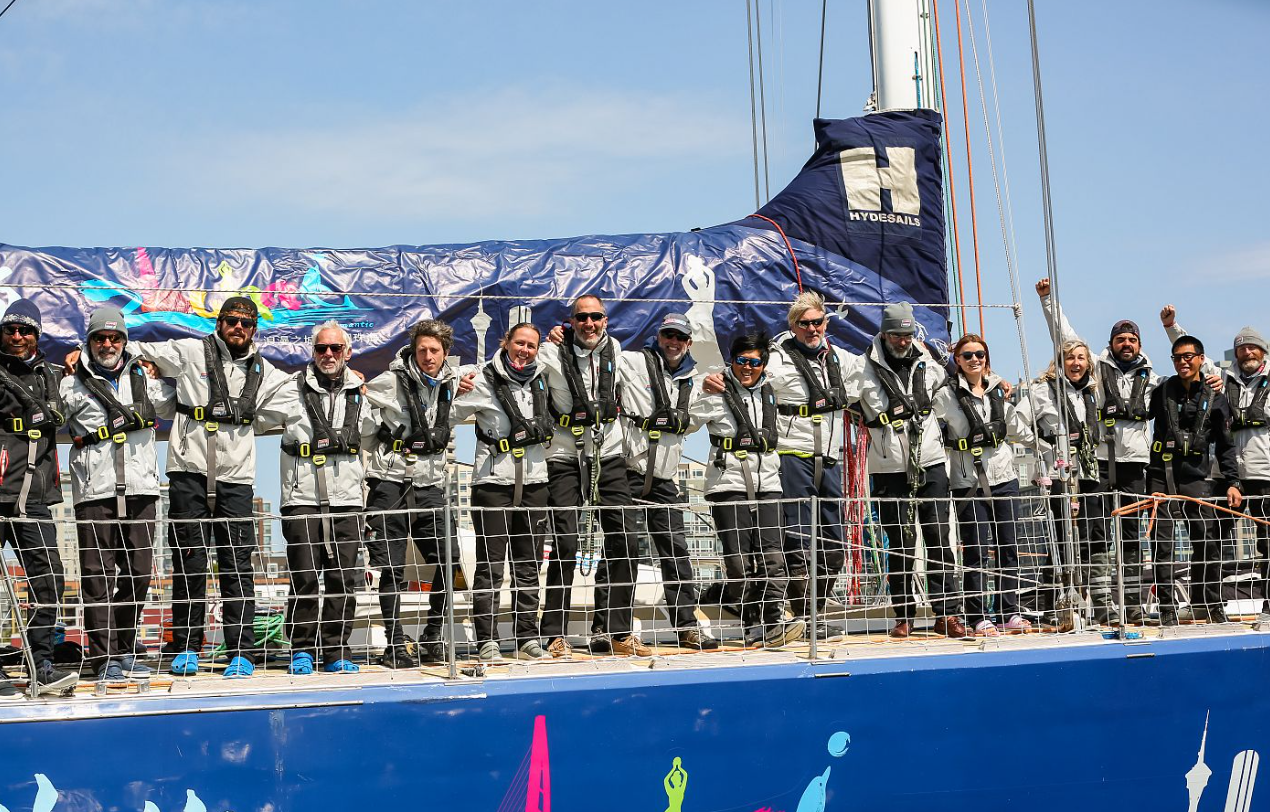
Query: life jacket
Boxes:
[
  {"xmin": 1228, "ymin": 375, "xmax": 1270, "ymax": 432},
  {"xmin": 175, "ymin": 334, "xmax": 265, "ymax": 427},
  {"xmin": 864, "ymin": 354, "xmax": 930, "ymax": 429},
  {"xmin": 71, "ymin": 361, "xmax": 157, "ymax": 447},
  {"xmin": 626, "ymin": 348, "xmax": 692, "ymax": 436},
  {"xmin": 776, "ymin": 338, "xmax": 850, "ymax": 417},
  {"xmin": 1046, "ymin": 377, "xmax": 1101, "ymax": 450},
  {"xmin": 1152, "ymin": 379, "xmax": 1214, "ymax": 462},
  {"xmin": 1098, "ymin": 363, "xmax": 1151, "ymax": 427},
  {"xmin": 945, "ymin": 381, "xmax": 1008, "ymax": 453},
  {"xmin": 0, "ymin": 355, "xmax": 65, "ymax": 438},
  {"xmin": 709, "ymin": 377, "xmax": 777, "ymax": 466},
  {"xmin": 475, "ymin": 364, "xmax": 554, "ymax": 455},
  {"xmin": 280, "ymin": 372, "xmax": 363, "ymax": 460},
  {"xmin": 553, "ymin": 329, "xmax": 620, "ymax": 429},
  {"xmin": 377, "ymin": 348, "xmax": 453, "ymax": 458}
]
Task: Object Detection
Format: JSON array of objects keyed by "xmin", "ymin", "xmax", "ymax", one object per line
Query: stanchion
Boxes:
[
  {"xmin": 809, "ymin": 496, "xmax": 819, "ymax": 660},
  {"xmin": 444, "ymin": 501, "xmax": 457, "ymax": 679}
]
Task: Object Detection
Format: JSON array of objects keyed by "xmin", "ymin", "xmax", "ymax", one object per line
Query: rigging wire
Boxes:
[
  {"xmin": 755, "ymin": 0, "xmax": 772, "ymax": 203},
  {"xmin": 815, "ymin": 0, "xmax": 828, "ymax": 119},
  {"xmin": 951, "ymin": 0, "xmax": 986, "ymax": 336},
  {"xmin": 745, "ymin": 0, "xmax": 762, "ymax": 211},
  {"xmin": 930, "ymin": 0, "xmax": 968, "ymax": 335},
  {"xmin": 0, "ymin": 0, "xmax": 20, "ymax": 22},
  {"xmin": 979, "ymin": 0, "xmax": 1022, "ymax": 287}
]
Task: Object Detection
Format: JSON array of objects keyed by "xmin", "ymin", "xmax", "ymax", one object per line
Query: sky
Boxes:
[{"xmin": 2, "ymin": 0, "xmax": 1268, "ymax": 498}]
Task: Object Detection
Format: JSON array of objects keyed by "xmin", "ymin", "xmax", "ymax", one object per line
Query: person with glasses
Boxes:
[
  {"xmin": 0, "ymin": 299, "xmax": 78, "ymax": 697},
  {"xmin": 60, "ymin": 305, "xmax": 174, "ymax": 684},
  {"xmin": 125, "ymin": 296, "xmax": 292, "ymax": 678},
  {"xmin": 267, "ymin": 321, "xmax": 377, "ymax": 675},
  {"xmin": 693, "ymin": 332, "xmax": 803, "ymax": 648},
  {"xmin": 618, "ymin": 312, "xmax": 717, "ymax": 651},
  {"xmin": 363, "ymin": 319, "xmax": 475, "ymax": 667},
  {"xmin": 857, "ymin": 301, "xmax": 962, "ymax": 639},
  {"xmin": 1144, "ymin": 335, "xmax": 1240, "ymax": 626},
  {"xmin": 539, "ymin": 295, "xmax": 646, "ymax": 657},
  {"xmin": 936, "ymin": 334, "xmax": 1036, "ymax": 636}
]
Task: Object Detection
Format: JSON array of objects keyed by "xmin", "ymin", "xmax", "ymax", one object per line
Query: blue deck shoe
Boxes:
[
  {"xmin": 169, "ymin": 651, "xmax": 200, "ymax": 677},
  {"xmin": 118, "ymin": 656, "xmax": 152, "ymax": 679},
  {"xmin": 288, "ymin": 652, "xmax": 314, "ymax": 676},
  {"xmin": 97, "ymin": 660, "xmax": 127, "ymax": 684},
  {"xmin": 323, "ymin": 659, "xmax": 359, "ymax": 674},
  {"xmin": 223, "ymin": 657, "xmax": 255, "ymax": 679}
]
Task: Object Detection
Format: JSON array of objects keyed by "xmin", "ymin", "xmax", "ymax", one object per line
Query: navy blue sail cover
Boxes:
[{"xmin": 0, "ymin": 110, "xmax": 946, "ymax": 374}]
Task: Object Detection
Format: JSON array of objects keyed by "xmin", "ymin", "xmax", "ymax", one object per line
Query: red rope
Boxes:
[{"xmin": 748, "ymin": 213, "xmax": 803, "ymax": 292}]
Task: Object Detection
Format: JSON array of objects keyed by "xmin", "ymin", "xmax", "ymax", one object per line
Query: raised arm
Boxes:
[{"xmin": 1035, "ymin": 279, "xmax": 1081, "ymax": 347}]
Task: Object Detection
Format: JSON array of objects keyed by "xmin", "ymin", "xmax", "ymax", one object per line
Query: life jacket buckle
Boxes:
[
  {"xmin": 734, "ymin": 449, "xmax": 749, "ymax": 460},
  {"xmin": 112, "ymin": 432, "xmax": 127, "ymax": 444},
  {"xmin": 558, "ymin": 414, "xmax": 570, "ymax": 428},
  {"xmin": 298, "ymin": 442, "xmax": 311, "ymax": 458},
  {"xmin": 1161, "ymin": 452, "xmax": 1174, "ymax": 463},
  {"xmin": 957, "ymin": 438, "xmax": 969, "ymax": 451},
  {"xmin": 798, "ymin": 404, "xmax": 810, "ymax": 417},
  {"xmin": 1151, "ymin": 441, "xmax": 1162, "ymax": 453},
  {"xmin": 570, "ymin": 426, "xmax": 584, "ymax": 437},
  {"xmin": 497, "ymin": 438, "xmax": 511, "ymax": 453},
  {"xmin": 97, "ymin": 426, "xmax": 111, "ymax": 441},
  {"xmin": 25, "ymin": 429, "xmax": 40, "ymax": 441},
  {"xmin": 312, "ymin": 454, "xmax": 327, "ymax": 467},
  {"xmin": 721, "ymin": 437, "xmax": 734, "ymax": 451},
  {"xmin": 890, "ymin": 419, "xmax": 904, "ymax": 432},
  {"xmin": 9, "ymin": 418, "xmax": 21, "ymax": 432},
  {"xmin": 391, "ymin": 439, "xmax": 404, "ymax": 452},
  {"xmin": 511, "ymin": 447, "xmax": 525, "ymax": 459},
  {"xmin": 193, "ymin": 406, "xmax": 205, "ymax": 421},
  {"xmin": 205, "ymin": 420, "xmax": 219, "ymax": 432},
  {"xmin": 970, "ymin": 446, "xmax": 984, "ymax": 458},
  {"xmin": 810, "ymin": 414, "xmax": 822, "ymax": 424},
  {"xmin": 648, "ymin": 430, "xmax": 662, "ymax": 441}
]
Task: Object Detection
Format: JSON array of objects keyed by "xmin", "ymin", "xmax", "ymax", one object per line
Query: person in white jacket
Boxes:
[
  {"xmin": 128, "ymin": 296, "xmax": 293, "ymax": 678},
  {"xmin": 269, "ymin": 322, "xmax": 378, "ymax": 676},
  {"xmin": 363, "ymin": 320, "xmax": 474, "ymax": 668},
  {"xmin": 61, "ymin": 305, "xmax": 174, "ymax": 683},
  {"xmin": 856, "ymin": 302, "xmax": 963, "ymax": 639},
  {"xmin": 451, "ymin": 324, "xmax": 555, "ymax": 662},
  {"xmin": 619, "ymin": 312, "xmax": 716, "ymax": 651},
  {"xmin": 692, "ymin": 332, "xmax": 804, "ymax": 649},
  {"xmin": 936, "ymin": 334, "xmax": 1036, "ymax": 636}
]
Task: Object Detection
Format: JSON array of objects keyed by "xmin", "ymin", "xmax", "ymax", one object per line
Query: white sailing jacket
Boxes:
[
  {"xmin": 1030, "ymin": 374, "xmax": 1102, "ymax": 483},
  {"xmin": 935, "ymin": 371, "xmax": 1034, "ymax": 491},
  {"xmin": 618, "ymin": 345, "xmax": 700, "ymax": 481},
  {"xmin": 690, "ymin": 369, "xmax": 781, "ymax": 497},
  {"xmin": 133, "ymin": 335, "xmax": 292, "ymax": 485},
  {"xmin": 364, "ymin": 351, "xmax": 463, "ymax": 489},
  {"xmin": 855, "ymin": 335, "xmax": 948, "ymax": 475},
  {"xmin": 60, "ymin": 348, "xmax": 175, "ymax": 505},
  {"xmin": 452, "ymin": 353, "xmax": 553, "ymax": 488},
  {"xmin": 274, "ymin": 366, "xmax": 377, "ymax": 509},
  {"xmin": 766, "ymin": 331, "xmax": 864, "ymax": 458}
]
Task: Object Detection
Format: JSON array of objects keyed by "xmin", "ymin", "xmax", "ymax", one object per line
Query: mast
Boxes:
[{"xmin": 868, "ymin": 0, "xmax": 925, "ymax": 111}]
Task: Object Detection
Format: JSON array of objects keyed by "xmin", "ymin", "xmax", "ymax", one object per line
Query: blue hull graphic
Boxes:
[{"xmin": 1, "ymin": 633, "xmax": 1266, "ymax": 810}]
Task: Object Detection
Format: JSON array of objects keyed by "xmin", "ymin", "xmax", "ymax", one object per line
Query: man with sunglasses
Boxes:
[
  {"xmin": 1143, "ymin": 336, "xmax": 1240, "ymax": 626},
  {"xmin": 618, "ymin": 312, "xmax": 717, "ymax": 650},
  {"xmin": 129, "ymin": 296, "xmax": 292, "ymax": 678},
  {"xmin": 60, "ymin": 305, "xmax": 174, "ymax": 685},
  {"xmin": 0, "ymin": 299, "xmax": 79, "ymax": 696},
  {"xmin": 857, "ymin": 301, "xmax": 963, "ymax": 639},
  {"xmin": 539, "ymin": 294, "xmax": 646, "ymax": 657}
]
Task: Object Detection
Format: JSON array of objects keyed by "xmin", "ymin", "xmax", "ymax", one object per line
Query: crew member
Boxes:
[
  {"xmin": 364, "ymin": 319, "xmax": 474, "ymax": 667},
  {"xmin": 61, "ymin": 305, "xmax": 173, "ymax": 683},
  {"xmin": 0, "ymin": 299, "xmax": 78, "ymax": 695},
  {"xmin": 856, "ymin": 301, "xmax": 963, "ymax": 639},
  {"xmin": 619, "ymin": 312, "xmax": 716, "ymax": 650}
]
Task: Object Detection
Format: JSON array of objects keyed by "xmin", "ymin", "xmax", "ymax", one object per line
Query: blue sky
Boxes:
[{"xmin": 2, "ymin": 0, "xmax": 1268, "ymax": 495}]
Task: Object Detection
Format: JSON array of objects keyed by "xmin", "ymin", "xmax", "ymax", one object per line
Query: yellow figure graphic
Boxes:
[
  {"xmin": 188, "ymin": 261, "xmax": 273, "ymax": 321},
  {"xmin": 664, "ymin": 757, "xmax": 688, "ymax": 812}
]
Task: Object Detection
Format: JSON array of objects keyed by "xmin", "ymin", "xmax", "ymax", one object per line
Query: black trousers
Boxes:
[
  {"xmin": 708, "ymin": 491, "xmax": 787, "ymax": 628},
  {"xmin": 952, "ymin": 480, "xmax": 1022, "ymax": 624},
  {"xmin": 627, "ymin": 470, "xmax": 698, "ymax": 630},
  {"xmin": 364, "ymin": 479, "xmax": 459, "ymax": 646},
  {"xmin": 779, "ymin": 454, "xmax": 846, "ymax": 620},
  {"xmin": 471, "ymin": 482, "xmax": 548, "ymax": 645},
  {"xmin": 543, "ymin": 456, "xmax": 639, "ymax": 638},
  {"xmin": 166, "ymin": 472, "xmax": 257, "ymax": 662},
  {"xmin": 873, "ymin": 464, "xmax": 956, "ymax": 622},
  {"xmin": 1091, "ymin": 459, "xmax": 1148, "ymax": 609},
  {"xmin": 75, "ymin": 496, "xmax": 156, "ymax": 669},
  {"xmin": 1148, "ymin": 476, "xmax": 1223, "ymax": 613},
  {"xmin": 283, "ymin": 506, "xmax": 361, "ymax": 664},
  {"xmin": 1, "ymin": 502, "xmax": 62, "ymax": 666}
]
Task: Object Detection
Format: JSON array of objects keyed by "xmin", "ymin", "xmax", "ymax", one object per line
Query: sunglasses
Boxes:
[
  {"xmin": 1171, "ymin": 352, "xmax": 1200, "ymax": 363},
  {"xmin": 2, "ymin": 324, "xmax": 36, "ymax": 337},
  {"xmin": 221, "ymin": 315, "xmax": 257, "ymax": 329},
  {"xmin": 959, "ymin": 350, "xmax": 986, "ymax": 361},
  {"xmin": 796, "ymin": 316, "xmax": 827, "ymax": 329},
  {"xmin": 572, "ymin": 311, "xmax": 607, "ymax": 323},
  {"xmin": 91, "ymin": 333, "xmax": 125, "ymax": 345},
  {"xmin": 315, "ymin": 343, "xmax": 346, "ymax": 355},
  {"xmin": 660, "ymin": 330, "xmax": 690, "ymax": 341},
  {"xmin": 733, "ymin": 356, "xmax": 765, "ymax": 368}
]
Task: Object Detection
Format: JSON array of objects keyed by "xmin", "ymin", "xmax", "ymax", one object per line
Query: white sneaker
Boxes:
[{"xmin": 514, "ymin": 640, "xmax": 545, "ymax": 660}]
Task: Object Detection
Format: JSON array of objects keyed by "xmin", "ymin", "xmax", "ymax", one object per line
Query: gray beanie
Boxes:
[
  {"xmin": 86, "ymin": 305, "xmax": 128, "ymax": 342},
  {"xmin": 1233, "ymin": 326, "xmax": 1268, "ymax": 354},
  {"xmin": 880, "ymin": 301, "xmax": 917, "ymax": 336}
]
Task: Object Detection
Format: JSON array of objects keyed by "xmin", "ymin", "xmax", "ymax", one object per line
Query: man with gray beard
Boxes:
[{"xmin": 61, "ymin": 306, "xmax": 174, "ymax": 684}]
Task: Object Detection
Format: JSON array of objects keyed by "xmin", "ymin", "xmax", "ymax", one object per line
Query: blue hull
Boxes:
[{"xmin": 2, "ymin": 634, "xmax": 1266, "ymax": 811}]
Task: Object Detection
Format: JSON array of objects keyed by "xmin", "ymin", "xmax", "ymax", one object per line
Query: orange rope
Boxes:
[
  {"xmin": 930, "ymin": 0, "xmax": 967, "ymax": 336},
  {"xmin": 1111, "ymin": 492, "xmax": 1268, "ymax": 538},
  {"xmin": 747, "ymin": 213, "xmax": 803, "ymax": 292},
  {"xmin": 952, "ymin": 0, "xmax": 985, "ymax": 336}
]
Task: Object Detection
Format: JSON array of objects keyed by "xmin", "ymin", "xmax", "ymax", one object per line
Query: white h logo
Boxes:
[{"xmin": 836, "ymin": 147, "xmax": 920, "ymax": 216}]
